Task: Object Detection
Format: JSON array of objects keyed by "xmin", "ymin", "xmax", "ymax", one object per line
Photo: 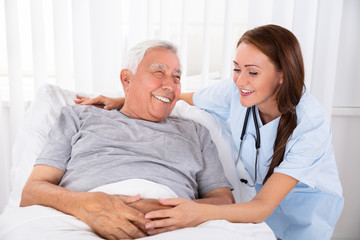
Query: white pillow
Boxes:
[
  {"xmin": 8, "ymin": 84, "xmax": 80, "ymax": 207},
  {"xmin": 7, "ymin": 84, "xmax": 254, "ymax": 208}
]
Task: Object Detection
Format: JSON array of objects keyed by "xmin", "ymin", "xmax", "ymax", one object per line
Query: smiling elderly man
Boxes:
[{"xmin": 20, "ymin": 40, "xmax": 234, "ymax": 240}]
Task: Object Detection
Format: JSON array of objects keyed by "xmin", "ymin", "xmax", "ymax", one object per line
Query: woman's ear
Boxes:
[{"xmin": 279, "ymin": 72, "xmax": 284, "ymax": 84}]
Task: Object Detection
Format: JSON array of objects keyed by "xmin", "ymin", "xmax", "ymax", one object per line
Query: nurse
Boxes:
[{"xmin": 76, "ymin": 24, "xmax": 344, "ymax": 239}]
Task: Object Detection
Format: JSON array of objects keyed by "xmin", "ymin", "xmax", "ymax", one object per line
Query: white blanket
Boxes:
[{"xmin": 0, "ymin": 179, "xmax": 275, "ymax": 240}]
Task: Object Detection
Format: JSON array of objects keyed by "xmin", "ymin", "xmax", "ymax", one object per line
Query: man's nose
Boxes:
[{"xmin": 162, "ymin": 75, "xmax": 176, "ymax": 91}]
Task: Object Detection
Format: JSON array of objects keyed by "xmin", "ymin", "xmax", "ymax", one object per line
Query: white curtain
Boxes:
[{"xmin": 0, "ymin": 0, "xmax": 351, "ymax": 214}]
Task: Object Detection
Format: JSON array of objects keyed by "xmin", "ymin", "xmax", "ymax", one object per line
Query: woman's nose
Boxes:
[{"xmin": 234, "ymin": 73, "xmax": 245, "ymax": 87}]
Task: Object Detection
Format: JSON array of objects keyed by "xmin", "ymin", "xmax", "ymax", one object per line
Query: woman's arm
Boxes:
[
  {"xmin": 127, "ymin": 187, "xmax": 233, "ymax": 224},
  {"xmin": 75, "ymin": 92, "xmax": 196, "ymax": 110},
  {"xmin": 179, "ymin": 92, "xmax": 195, "ymax": 105},
  {"xmin": 144, "ymin": 173, "xmax": 298, "ymax": 235},
  {"xmin": 206, "ymin": 173, "xmax": 298, "ymax": 223}
]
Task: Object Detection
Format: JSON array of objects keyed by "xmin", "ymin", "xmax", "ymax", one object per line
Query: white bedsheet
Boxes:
[{"xmin": 0, "ymin": 179, "xmax": 275, "ymax": 240}]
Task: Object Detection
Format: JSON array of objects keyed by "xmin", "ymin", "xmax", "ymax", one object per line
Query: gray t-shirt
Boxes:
[{"xmin": 36, "ymin": 105, "xmax": 231, "ymax": 199}]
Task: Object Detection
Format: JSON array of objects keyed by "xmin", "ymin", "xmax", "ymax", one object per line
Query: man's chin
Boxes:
[
  {"xmin": 148, "ymin": 110, "xmax": 173, "ymax": 122},
  {"xmin": 146, "ymin": 116, "xmax": 167, "ymax": 122}
]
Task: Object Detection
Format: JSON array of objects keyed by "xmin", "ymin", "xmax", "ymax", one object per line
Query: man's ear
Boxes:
[{"xmin": 120, "ymin": 69, "xmax": 132, "ymax": 92}]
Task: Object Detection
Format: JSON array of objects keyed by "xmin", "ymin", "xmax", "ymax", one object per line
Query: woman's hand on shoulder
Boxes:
[{"xmin": 75, "ymin": 94, "xmax": 124, "ymax": 110}]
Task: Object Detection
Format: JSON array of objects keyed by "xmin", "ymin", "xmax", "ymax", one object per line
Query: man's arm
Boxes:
[
  {"xmin": 194, "ymin": 187, "xmax": 234, "ymax": 205},
  {"xmin": 21, "ymin": 165, "xmax": 148, "ymax": 239}
]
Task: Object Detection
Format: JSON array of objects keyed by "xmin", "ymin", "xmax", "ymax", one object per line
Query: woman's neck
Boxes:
[
  {"xmin": 258, "ymin": 111, "xmax": 281, "ymax": 124},
  {"xmin": 257, "ymin": 102, "xmax": 281, "ymax": 125}
]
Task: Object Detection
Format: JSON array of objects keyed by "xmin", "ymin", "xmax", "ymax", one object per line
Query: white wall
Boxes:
[
  {"xmin": 331, "ymin": 1, "xmax": 360, "ymax": 239},
  {"xmin": 332, "ymin": 116, "xmax": 360, "ymax": 239},
  {"xmin": 0, "ymin": 104, "xmax": 11, "ymax": 210}
]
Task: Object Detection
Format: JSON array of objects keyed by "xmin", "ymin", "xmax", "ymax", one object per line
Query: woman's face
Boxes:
[{"xmin": 233, "ymin": 42, "xmax": 283, "ymax": 113}]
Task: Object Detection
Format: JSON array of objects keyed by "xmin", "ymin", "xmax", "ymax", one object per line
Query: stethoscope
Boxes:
[{"xmin": 237, "ymin": 106, "xmax": 261, "ymax": 187}]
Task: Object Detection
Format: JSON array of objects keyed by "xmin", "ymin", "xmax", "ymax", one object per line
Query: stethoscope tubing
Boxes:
[{"xmin": 238, "ymin": 106, "xmax": 261, "ymax": 187}]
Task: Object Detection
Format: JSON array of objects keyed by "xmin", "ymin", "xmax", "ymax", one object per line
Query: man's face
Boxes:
[{"xmin": 121, "ymin": 47, "xmax": 181, "ymax": 122}]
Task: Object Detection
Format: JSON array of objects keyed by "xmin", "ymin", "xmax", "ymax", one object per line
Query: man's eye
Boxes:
[
  {"xmin": 249, "ymin": 72, "xmax": 258, "ymax": 76},
  {"xmin": 173, "ymin": 75, "xmax": 181, "ymax": 83},
  {"xmin": 154, "ymin": 71, "xmax": 165, "ymax": 76}
]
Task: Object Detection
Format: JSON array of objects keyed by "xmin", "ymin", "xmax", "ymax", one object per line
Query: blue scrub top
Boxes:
[{"xmin": 193, "ymin": 79, "xmax": 344, "ymax": 240}]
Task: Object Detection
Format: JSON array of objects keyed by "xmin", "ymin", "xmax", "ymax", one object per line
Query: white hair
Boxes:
[{"xmin": 122, "ymin": 40, "xmax": 179, "ymax": 73}]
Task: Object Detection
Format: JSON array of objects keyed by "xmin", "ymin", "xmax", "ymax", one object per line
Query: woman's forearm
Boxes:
[
  {"xmin": 204, "ymin": 173, "xmax": 299, "ymax": 224},
  {"xmin": 179, "ymin": 92, "xmax": 195, "ymax": 105},
  {"xmin": 204, "ymin": 200, "xmax": 270, "ymax": 224}
]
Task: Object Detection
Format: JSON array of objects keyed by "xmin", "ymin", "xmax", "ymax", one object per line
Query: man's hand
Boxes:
[
  {"xmin": 74, "ymin": 192, "xmax": 149, "ymax": 239},
  {"xmin": 126, "ymin": 198, "xmax": 173, "ymax": 214},
  {"xmin": 21, "ymin": 165, "xmax": 149, "ymax": 239}
]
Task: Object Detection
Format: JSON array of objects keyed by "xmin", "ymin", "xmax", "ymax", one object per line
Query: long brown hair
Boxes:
[{"xmin": 237, "ymin": 24, "xmax": 305, "ymax": 184}]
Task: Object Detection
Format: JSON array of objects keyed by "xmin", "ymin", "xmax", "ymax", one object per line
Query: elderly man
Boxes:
[{"xmin": 20, "ymin": 40, "xmax": 234, "ymax": 240}]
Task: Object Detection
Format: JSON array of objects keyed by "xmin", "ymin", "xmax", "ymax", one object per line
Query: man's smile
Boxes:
[{"xmin": 153, "ymin": 94, "xmax": 171, "ymax": 103}]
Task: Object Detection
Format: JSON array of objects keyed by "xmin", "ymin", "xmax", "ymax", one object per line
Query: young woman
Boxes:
[{"xmin": 76, "ymin": 25, "xmax": 344, "ymax": 240}]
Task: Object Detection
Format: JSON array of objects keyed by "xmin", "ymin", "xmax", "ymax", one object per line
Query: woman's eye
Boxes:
[
  {"xmin": 233, "ymin": 68, "xmax": 241, "ymax": 72},
  {"xmin": 249, "ymin": 71, "xmax": 258, "ymax": 76}
]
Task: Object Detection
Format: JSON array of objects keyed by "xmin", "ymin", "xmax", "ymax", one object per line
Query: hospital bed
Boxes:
[{"xmin": 0, "ymin": 84, "xmax": 275, "ymax": 240}]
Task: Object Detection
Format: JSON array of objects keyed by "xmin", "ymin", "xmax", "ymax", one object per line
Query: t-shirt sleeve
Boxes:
[
  {"xmin": 193, "ymin": 78, "xmax": 235, "ymax": 121},
  {"xmin": 36, "ymin": 106, "xmax": 81, "ymax": 170},
  {"xmin": 195, "ymin": 123, "xmax": 233, "ymax": 197},
  {"xmin": 274, "ymin": 107, "xmax": 333, "ymax": 188}
]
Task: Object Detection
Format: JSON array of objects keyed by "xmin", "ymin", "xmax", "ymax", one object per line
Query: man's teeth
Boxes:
[
  {"xmin": 241, "ymin": 89, "xmax": 254, "ymax": 93},
  {"xmin": 154, "ymin": 95, "xmax": 171, "ymax": 103}
]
